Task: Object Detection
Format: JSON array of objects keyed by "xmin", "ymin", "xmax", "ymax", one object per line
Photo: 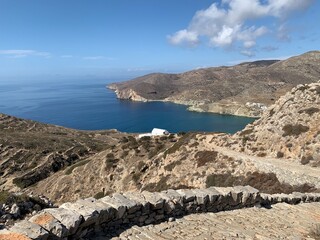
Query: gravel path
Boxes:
[{"xmin": 213, "ymin": 145, "xmax": 320, "ymax": 188}]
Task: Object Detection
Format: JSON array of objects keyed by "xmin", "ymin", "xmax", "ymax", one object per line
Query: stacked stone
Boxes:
[
  {"xmin": 1, "ymin": 186, "xmax": 319, "ymax": 240},
  {"xmin": 261, "ymin": 192, "xmax": 320, "ymax": 206},
  {"xmin": 0, "ymin": 194, "xmax": 54, "ymax": 227}
]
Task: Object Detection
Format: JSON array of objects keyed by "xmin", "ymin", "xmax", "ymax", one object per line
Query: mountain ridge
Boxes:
[{"xmin": 108, "ymin": 51, "xmax": 320, "ymax": 117}]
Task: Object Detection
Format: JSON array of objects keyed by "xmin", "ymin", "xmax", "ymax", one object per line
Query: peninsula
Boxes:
[{"xmin": 108, "ymin": 51, "xmax": 320, "ymax": 117}]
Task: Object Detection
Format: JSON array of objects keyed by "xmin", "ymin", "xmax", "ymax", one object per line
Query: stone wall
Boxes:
[{"xmin": 1, "ymin": 186, "xmax": 320, "ymax": 240}]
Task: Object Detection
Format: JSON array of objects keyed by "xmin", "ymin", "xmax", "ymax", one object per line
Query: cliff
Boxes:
[{"xmin": 108, "ymin": 51, "xmax": 320, "ymax": 117}]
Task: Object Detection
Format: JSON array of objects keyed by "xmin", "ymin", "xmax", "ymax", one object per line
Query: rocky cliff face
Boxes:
[
  {"xmin": 227, "ymin": 81, "xmax": 320, "ymax": 166},
  {"xmin": 114, "ymin": 88, "xmax": 148, "ymax": 102},
  {"xmin": 109, "ymin": 51, "xmax": 320, "ymax": 117}
]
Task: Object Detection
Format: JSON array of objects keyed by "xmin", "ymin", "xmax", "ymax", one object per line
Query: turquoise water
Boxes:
[{"xmin": 0, "ymin": 80, "xmax": 255, "ymax": 133}]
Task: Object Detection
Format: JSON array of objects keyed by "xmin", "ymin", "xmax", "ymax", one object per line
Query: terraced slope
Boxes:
[{"xmin": 0, "ymin": 114, "xmax": 123, "ymax": 191}]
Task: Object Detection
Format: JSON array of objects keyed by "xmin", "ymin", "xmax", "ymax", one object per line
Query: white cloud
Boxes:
[
  {"xmin": 240, "ymin": 49, "xmax": 255, "ymax": 57},
  {"xmin": 61, "ymin": 55, "xmax": 73, "ymax": 58},
  {"xmin": 168, "ymin": 30, "xmax": 199, "ymax": 46},
  {"xmin": 168, "ymin": 0, "xmax": 314, "ymax": 54},
  {"xmin": 82, "ymin": 56, "xmax": 114, "ymax": 60},
  {"xmin": 0, "ymin": 49, "xmax": 51, "ymax": 58},
  {"xmin": 277, "ymin": 24, "xmax": 290, "ymax": 41},
  {"xmin": 262, "ymin": 45, "xmax": 278, "ymax": 51}
]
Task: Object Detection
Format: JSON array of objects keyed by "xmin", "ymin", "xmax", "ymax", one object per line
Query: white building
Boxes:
[{"xmin": 138, "ymin": 128, "xmax": 169, "ymax": 138}]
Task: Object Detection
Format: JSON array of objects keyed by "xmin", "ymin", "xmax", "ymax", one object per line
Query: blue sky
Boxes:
[{"xmin": 0, "ymin": 0, "xmax": 319, "ymax": 82}]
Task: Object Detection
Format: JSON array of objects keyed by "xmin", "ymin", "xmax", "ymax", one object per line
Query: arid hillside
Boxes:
[
  {"xmin": 218, "ymin": 81, "xmax": 320, "ymax": 167},
  {"xmin": 109, "ymin": 51, "xmax": 320, "ymax": 117},
  {"xmin": 1, "ymin": 82, "xmax": 320, "ymax": 205},
  {"xmin": 0, "ymin": 114, "xmax": 125, "ymax": 191},
  {"xmin": 0, "ymin": 114, "xmax": 182, "ymax": 203}
]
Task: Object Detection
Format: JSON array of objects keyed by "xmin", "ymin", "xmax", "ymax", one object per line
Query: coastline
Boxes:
[{"xmin": 107, "ymin": 85, "xmax": 263, "ymax": 118}]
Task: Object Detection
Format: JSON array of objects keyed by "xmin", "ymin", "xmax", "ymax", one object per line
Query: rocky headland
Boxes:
[{"xmin": 108, "ymin": 51, "xmax": 320, "ymax": 117}]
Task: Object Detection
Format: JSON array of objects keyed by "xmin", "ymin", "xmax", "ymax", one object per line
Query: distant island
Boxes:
[{"xmin": 108, "ymin": 51, "xmax": 320, "ymax": 117}]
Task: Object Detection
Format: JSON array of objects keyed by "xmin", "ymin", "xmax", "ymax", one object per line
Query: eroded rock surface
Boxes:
[{"xmin": 223, "ymin": 81, "xmax": 320, "ymax": 166}]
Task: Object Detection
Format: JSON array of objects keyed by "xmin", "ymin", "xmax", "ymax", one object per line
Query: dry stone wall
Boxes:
[{"xmin": 1, "ymin": 186, "xmax": 320, "ymax": 240}]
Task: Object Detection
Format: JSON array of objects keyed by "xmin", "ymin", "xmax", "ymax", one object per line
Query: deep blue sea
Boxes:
[{"xmin": 0, "ymin": 80, "xmax": 255, "ymax": 133}]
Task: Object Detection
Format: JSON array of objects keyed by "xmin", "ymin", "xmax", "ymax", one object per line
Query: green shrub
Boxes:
[
  {"xmin": 164, "ymin": 159, "xmax": 183, "ymax": 171},
  {"xmin": 94, "ymin": 192, "xmax": 105, "ymax": 199},
  {"xmin": 106, "ymin": 153, "xmax": 115, "ymax": 159},
  {"xmin": 195, "ymin": 151, "xmax": 218, "ymax": 167},
  {"xmin": 298, "ymin": 107, "xmax": 320, "ymax": 116},
  {"xmin": 164, "ymin": 133, "xmax": 195, "ymax": 157},
  {"xmin": 282, "ymin": 124, "xmax": 309, "ymax": 137},
  {"xmin": 105, "ymin": 157, "xmax": 119, "ymax": 169},
  {"xmin": 177, "ymin": 132, "xmax": 186, "ymax": 136},
  {"xmin": 142, "ymin": 176, "xmax": 170, "ymax": 192},
  {"xmin": 140, "ymin": 136, "xmax": 151, "ymax": 141},
  {"xmin": 0, "ymin": 190, "xmax": 10, "ymax": 204},
  {"xmin": 277, "ymin": 151, "xmax": 284, "ymax": 158}
]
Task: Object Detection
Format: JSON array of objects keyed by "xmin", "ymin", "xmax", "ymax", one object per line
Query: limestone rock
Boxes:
[
  {"xmin": 29, "ymin": 212, "xmax": 67, "ymax": 238},
  {"xmin": 43, "ymin": 207, "xmax": 83, "ymax": 235},
  {"xmin": 231, "ymin": 81, "xmax": 320, "ymax": 165},
  {"xmin": 10, "ymin": 220, "xmax": 49, "ymax": 240}
]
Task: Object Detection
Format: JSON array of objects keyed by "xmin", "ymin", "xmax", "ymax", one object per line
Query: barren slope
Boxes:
[
  {"xmin": 0, "ymin": 114, "xmax": 124, "ymax": 191},
  {"xmin": 109, "ymin": 51, "xmax": 320, "ymax": 117},
  {"xmin": 220, "ymin": 81, "xmax": 320, "ymax": 167},
  {"xmin": 1, "ymin": 82, "xmax": 320, "ymax": 205}
]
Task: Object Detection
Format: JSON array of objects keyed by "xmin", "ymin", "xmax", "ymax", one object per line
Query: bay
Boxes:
[{"xmin": 0, "ymin": 80, "xmax": 255, "ymax": 133}]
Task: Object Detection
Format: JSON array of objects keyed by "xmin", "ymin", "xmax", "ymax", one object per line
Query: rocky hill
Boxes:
[
  {"xmin": 108, "ymin": 51, "xmax": 320, "ymax": 117},
  {"xmin": 0, "ymin": 114, "xmax": 126, "ymax": 192},
  {"xmin": 0, "ymin": 82, "xmax": 319, "ymax": 207},
  {"xmin": 216, "ymin": 81, "xmax": 320, "ymax": 167},
  {"xmin": 0, "ymin": 114, "xmax": 183, "ymax": 203}
]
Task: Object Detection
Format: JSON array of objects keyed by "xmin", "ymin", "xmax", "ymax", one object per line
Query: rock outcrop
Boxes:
[
  {"xmin": 0, "ymin": 192, "xmax": 54, "ymax": 227},
  {"xmin": 108, "ymin": 51, "xmax": 320, "ymax": 117},
  {"xmin": 228, "ymin": 81, "xmax": 320, "ymax": 166}
]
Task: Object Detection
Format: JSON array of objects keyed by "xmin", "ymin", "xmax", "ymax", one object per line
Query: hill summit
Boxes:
[
  {"xmin": 109, "ymin": 51, "xmax": 320, "ymax": 117},
  {"xmin": 226, "ymin": 81, "xmax": 320, "ymax": 166}
]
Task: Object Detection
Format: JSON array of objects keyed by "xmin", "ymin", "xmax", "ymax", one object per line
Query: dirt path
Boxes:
[{"xmin": 212, "ymin": 145, "xmax": 320, "ymax": 188}]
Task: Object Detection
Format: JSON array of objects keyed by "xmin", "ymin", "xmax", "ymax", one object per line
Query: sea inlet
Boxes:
[{"xmin": 0, "ymin": 80, "xmax": 255, "ymax": 133}]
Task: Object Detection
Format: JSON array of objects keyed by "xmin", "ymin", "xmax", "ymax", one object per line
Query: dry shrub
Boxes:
[
  {"xmin": 195, "ymin": 151, "xmax": 218, "ymax": 167},
  {"xmin": 205, "ymin": 171, "xmax": 318, "ymax": 194},
  {"xmin": 282, "ymin": 124, "xmax": 309, "ymax": 137}
]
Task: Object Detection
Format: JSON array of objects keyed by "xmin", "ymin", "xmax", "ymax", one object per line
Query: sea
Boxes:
[{"xmin": 0, "ymin": 79, "xmax": 255, "ymax": 133}]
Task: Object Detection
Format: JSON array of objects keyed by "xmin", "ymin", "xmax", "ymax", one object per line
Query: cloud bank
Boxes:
[
  {"xmin": 82, "ymin": 56, "xmax": 114, "ymax": 60},
  {"xmin": 0, "ymin": 49, "xmax": 51, "ymax": 58},
  {"xmin": 168, "ymin": 0, "xmax": 314, "ymax": 56}
]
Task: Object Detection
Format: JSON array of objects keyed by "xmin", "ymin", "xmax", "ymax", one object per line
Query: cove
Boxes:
[{"xmin": 0, "ymin": 80, "xmax": 255, "ymax": 133}]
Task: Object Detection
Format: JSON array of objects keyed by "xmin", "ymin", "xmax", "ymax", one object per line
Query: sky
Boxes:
[{"xmin": 0, "ymin": 0, "xmax": 319, "ymax": 82}]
